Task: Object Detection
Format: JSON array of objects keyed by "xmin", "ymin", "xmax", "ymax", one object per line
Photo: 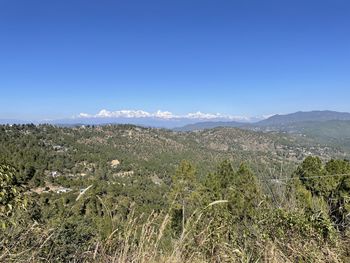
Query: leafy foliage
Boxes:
[{"xmin": 0, "ymin": 164, "xmax": 27, "ymax": 228}]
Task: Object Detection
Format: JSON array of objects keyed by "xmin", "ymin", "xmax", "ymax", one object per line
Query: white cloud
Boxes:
[
  {"xmin": 77, "ymin": 109, "xmax": 268, "ymax": 122},
  {"xmin": 186, "ymin": 111, "xmax": 222, "ymax": 119},
  {"xmin": 79, "ymin": 109, "xmax": 152, "ymax": 119},
  {"xmin": 78, "ymin": 113, "xmax": 91, "ymax": 118},
  {"xmin": 154, "ymin": 110, "xmax": 176, "ymax": 119}
]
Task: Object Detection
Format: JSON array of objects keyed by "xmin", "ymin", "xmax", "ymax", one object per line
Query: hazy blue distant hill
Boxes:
[
  {"xmin": 174, "ymin": 111, "xmax": 350, "ymax": 132},
  {"xmin": 257, "ymin": 110, "xmax": 350, "ymax": 126},
  {"xmin": 3, "ymin": 111, "xmax": 350, "ymax": 132},
  {"xmin": 174, "ymin": 121, "xmax": 245, "ymax": 131},
  {"xmin": 50, "ymin": 117, "xmax": 245, "ymax": 129},
  {"xmin": 0, "ymin": 119, "xmax": 32, "ymax": 125}
]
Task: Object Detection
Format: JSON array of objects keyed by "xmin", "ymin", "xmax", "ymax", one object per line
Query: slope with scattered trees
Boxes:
[{"xmin": 1, "ymin": 124, "xmax": 350, "ymax": 262}]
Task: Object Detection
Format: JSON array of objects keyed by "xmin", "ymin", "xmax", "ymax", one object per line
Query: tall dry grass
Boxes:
[{"xmin": 1, "ymin": 201, "xmax": 348, "ymax": 263}]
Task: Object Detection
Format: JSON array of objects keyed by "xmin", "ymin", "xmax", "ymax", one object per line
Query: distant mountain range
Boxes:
[
  {"xmin": 2, "ymin": 110, "xmax": 350, "ymax": 151},
  {"xmin": 50, "ymin": 117, "xmax": 249, "ymax": 129},
  {"xmin": 256, "ymin": 110, "xmax": 350, "ymax": 127},
  {"xmin": 0, "ymin": 119, "xmax": 32, "ymax": 125},
  {"xmin": 2, "ymin": 110, "xmax": 350, "ymax": 131},
  {"xmin": 175, "ymin": 110, "xmax": 350, "ymax": 131},
  {"xmin": 0, "ymin": 114, "xmax": 259, "ymax": 128}
]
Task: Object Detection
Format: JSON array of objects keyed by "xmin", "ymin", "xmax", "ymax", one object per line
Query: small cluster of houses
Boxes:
[
  {"xmin": 113, "ymin": 170, "xmax": 134, "ymax": 178},
  {"xmin": 55, "ymin": 187, "xmax": 72, "ymax": 194},
  {"xmin": 47, "ymin": 170, "xmax": 86, "ymax": 178}
]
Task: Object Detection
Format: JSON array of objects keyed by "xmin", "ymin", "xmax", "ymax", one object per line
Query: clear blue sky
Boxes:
[{"xmin": 1, "ymin": 0, "xmax": 350, "ymax": 120}]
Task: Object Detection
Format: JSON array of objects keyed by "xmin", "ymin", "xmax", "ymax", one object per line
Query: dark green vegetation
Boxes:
[{"xmin": 1, "ymin": 124, "xmax": 350, "ymax": 262}]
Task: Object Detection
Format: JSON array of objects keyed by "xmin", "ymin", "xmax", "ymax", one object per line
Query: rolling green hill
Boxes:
[
  {"xmin": 0, "ymin": 124, "xmax": 347, "ymax": 184},
  {"xmin": 255, "ymin": 120, "xmax": 350, "ymax": 151}
]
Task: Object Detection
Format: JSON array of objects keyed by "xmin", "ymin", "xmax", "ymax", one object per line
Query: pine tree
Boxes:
[{"xmin": 169, "ymin": 160, "xmax": 198, "ymax": 237}]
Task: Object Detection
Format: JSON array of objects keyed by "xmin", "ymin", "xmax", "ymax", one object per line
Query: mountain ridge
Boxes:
[
  {"xmin": 2, "ymin": 110, "xmax": 350, "ymax": 130},
  {"xmin": 175, "ymin": 110, "xmax": 350, "ymax": 131},
  {"xmin": 257, "ymin": 110, "xmax": 350, "ymax": 126}
]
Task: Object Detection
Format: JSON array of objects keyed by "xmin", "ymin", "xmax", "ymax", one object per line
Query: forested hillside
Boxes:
[
  {"xmin": 1, "ymin": 124, "xmax": 350, "ymax": 262},
  {"xmin": 0, "ymin": 124, "xmax": 346, "ymax": 183}
]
